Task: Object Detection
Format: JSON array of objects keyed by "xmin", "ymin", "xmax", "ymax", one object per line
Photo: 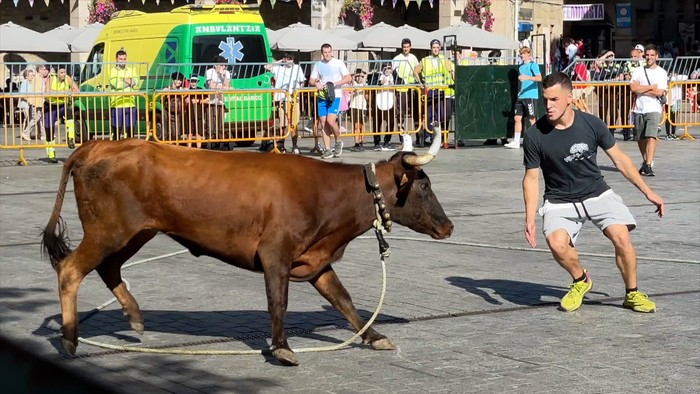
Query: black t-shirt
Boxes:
[{"xmin": 523, "ymin": 111, "xmax": 616, "ymax": 203}]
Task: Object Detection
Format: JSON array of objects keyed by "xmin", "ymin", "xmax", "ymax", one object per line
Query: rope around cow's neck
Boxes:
[{"xmin": 76, "ymin": 166, "xmax": 393, "ymax": 357}]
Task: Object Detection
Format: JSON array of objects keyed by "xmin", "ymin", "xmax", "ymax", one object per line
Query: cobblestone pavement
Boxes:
[{"xmin": 1, "ymin": 133, "xmax": 698, "ymax": 393}]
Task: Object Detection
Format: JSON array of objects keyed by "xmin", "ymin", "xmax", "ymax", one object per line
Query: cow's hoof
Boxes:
[
  {"xmin": 272, "ymin": 348, "xmax": 299, "ymax": 366},
  {"xmin": 130, "ymin": 321, "xmax": 144, "ymax": 335},
  {"xmin": 62, "ymin": 338, "xmax": 77, "ymax": 356},
  {"xmin": 370, "ymin": 337, "xmax": 396, "ymax": 350}
]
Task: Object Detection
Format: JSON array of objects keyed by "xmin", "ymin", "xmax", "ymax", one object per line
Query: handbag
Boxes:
[{"xmin": 643, "ymin": 67, "xmax": 667, "ymax": 105}]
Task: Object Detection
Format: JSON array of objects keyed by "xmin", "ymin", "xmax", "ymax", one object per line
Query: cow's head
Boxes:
[{"xmin": 384, "ymin": 129, "xmax": 453, "ymax": 239}]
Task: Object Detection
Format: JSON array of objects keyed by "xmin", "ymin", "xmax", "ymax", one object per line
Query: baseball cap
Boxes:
[
  {"xmin": 634, "ymin": 44, "xmax": 645, "ymax": 52},
  {"xmin": 430, "ymin": 39, "xmax": 441, "ymax": 47}
]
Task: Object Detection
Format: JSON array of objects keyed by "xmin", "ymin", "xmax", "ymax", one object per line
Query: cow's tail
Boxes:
[{"xmin": 41, "ymin": 150, "xmax": 79, "ymax": 269}]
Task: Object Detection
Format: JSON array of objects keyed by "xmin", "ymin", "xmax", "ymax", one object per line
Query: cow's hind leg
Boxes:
[
  {"xmin": 309, "ymin": 265, "xmax": 396, "ymax": 350},
  {"xmin": 96, "ymin": 230, "xmax": 157, "ymax": 336},
  {"xmin": 57, "ymin": 239, "xmax": 108, "ymax": 356}
]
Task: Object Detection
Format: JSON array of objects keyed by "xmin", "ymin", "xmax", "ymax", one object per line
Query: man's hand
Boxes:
[
  {"xmin": 525, "ymin": 220, "xmax": 537, "ymax": 248},
  {"xmin": 645, "ymin": 190, "xmax": 665, "ymax": 218},
  {"xmin": 124, "ymin": 78, "xmax": 133, "ymax": 87},
  {"xmin": 518, "ymin": 75, "xmax": 529, "ymax": 81}
]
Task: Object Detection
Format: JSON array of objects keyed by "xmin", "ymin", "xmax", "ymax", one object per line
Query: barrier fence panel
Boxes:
[
  {"xmin": 152, "ymin": 88, "xmax": 288, "ymax": 148},
  {"xmin": 668, "ymin": 80, "xmax": 699, "ymax": 140},
  {"xmin": 423, "ymin": 85, "xmax": 452, "ymax": 146},
  {"xmin": 571, "ymin": 81, "xmax": 640, "ymax": 131}
]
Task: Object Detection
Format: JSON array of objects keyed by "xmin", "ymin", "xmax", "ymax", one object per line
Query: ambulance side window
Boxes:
[{"xmin": 82, "ymin": 43, "xmax": 105, "ymax": 81}]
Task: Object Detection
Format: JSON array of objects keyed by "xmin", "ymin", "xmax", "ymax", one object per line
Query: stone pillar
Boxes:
[
  {"xmin": 310, "ymin": 0, "xmax": 343, "ymax": 31},
  {"xmin": 439, "ymin": 0, "xmax": 462, "ymax": 29},
  {"xmin": 70, "ymin": 0, "xmax": 92, "ymax": 62}
]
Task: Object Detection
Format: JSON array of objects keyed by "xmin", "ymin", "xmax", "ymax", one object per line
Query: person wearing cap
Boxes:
[
  {"xmin": 264, "ymin": 53, "xmax": 306, "ymax": 154},
  {"xmin": 392, "ymin": 38, "xmax": 421, "ymax": 137},
  {"xmin": 161, "ymin": 72, "xmax": 185, "ymax": 144},
  {"xmin": 204, "ymin": 56, "xmax": 231, "ymax": 144},
  {"xmin": 618, "ymin": 45, "xmax": 646, "ymax": 141},
  {"xmin": 415, "ymin": 39, "xmax": 454, "ymax": 147},
  {"xmin": 308, "ymin": 43, "xmax": 352, "ymax": 159}
]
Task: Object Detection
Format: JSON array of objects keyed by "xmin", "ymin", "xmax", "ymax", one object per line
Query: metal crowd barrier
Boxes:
[
  {"xmin": 422, "ymin": 85, "xmax": 452, "ymax": 147},
  {"xmin": 570, "ymin": 81, "xmax": 641, "ymax": 130},
  {"xmin": 668, "ymin": 80, "xmax": 699, "ymax": 140},
  {"xmin": 290, "ymin": 85, "xmax": 423, "ymax": 148},
  {"xmin": 152, "ymin": 88, "xmax": 286, "ymax": 149}
]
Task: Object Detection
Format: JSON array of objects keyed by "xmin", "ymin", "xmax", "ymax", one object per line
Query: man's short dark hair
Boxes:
[
  {"xmin": 644, "ymin": 44, "xmax": 658, "ymax": 54},
  {"xmin": 542, "ymin": 72, "xmax": 573, "ymax": 91},
  {"xmin": 321, "ymin": 43, "xmax": 332, "ymax": 51},
  {"xmin": 283, "ymin": 52, "xmax": 294, "ymax": 60},
  {"xmin": 171, "ymin": 72, "xmax": 185, "ymax": 81},
  {"xmin": 401, "ymin": 38, "xmax": 411, "ymax": 46},
  {"xmin": 115, "ymin": 49, "xmax": 127, "ymax": 58}
]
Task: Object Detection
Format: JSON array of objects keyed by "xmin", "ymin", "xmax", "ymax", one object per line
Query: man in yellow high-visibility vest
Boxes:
[
  {"xmin": 416, "ymin": 39, "xmax": 454, "ymax": 147},
  {"xmin": 44, "ymin": 65, "xmax": 78, "ymax": 163},
  {"xmin": 109, "ymin": 49, "xmax": 140, "ymax": 140}
]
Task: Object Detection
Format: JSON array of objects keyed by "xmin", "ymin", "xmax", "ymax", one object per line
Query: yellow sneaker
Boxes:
[
  {"xmin": 623, "ymin": 291, "xmax": 656, "ymax": 313},
  {"xmin": 560, "ymin": 270, "xmax": 592, "ymax": 312}
]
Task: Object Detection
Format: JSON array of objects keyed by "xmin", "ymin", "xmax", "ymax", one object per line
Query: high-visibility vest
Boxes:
[
  {"xmin": 47, "ymin": 74, "xmax": 71, "ymax": 104},
  {"xmin": 421, "ymin": 55, "xmax": 452, "ymax": 91},
  {"xmin": 109, "ymin": 66, "xmax": 140, "ymax": 108}
]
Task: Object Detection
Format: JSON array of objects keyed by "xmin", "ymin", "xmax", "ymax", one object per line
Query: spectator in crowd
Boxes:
[
  {"xmin": 18, "ymin": 67, "xmax": 44, "ymax": 141},
  {"xmin": 373, "ymin": 63, "xmax": 396, "ymax": 151},
  {"xmin": 44, "ymin": 64, "xmax": 78, "ymax": 163},
  {"xmin": 161, "ymin": 72, "xmax": 185, "ymax": 143},
  {"xmin": 522, "ymin": 72, "xmax": 663, "ymax": 314},
  {"xmin": 591, "ymin": 50, "xmax": 620, "ymax": 137},
  {"xmin": 109, "ymin": 49, "xmax": 140, "ymax": 141},
  {"xmin": 665, "ymin": 71, "xmax": 687, "ymax": 140},
  {"xmin": 618, "ymin": 45, "xmax": 646, "ymax": 141},
  {"xmin": 416, "ymin": 38, "xmax": 454, "ymax": 147},
  {"xmin": 392, "ymin": 38, "xmax": 421, "ymax": 141},
  {"xmin": 204, "ymin": 56, "xmax": 230, "ymax": 143},
  {"xmin": 349, "ymin": 69, "xmax": 368, "ymax": 152},
  {"xmin": 308, "ymin": 43, "xmax": 352, "ymax": 159},
  {"xmin": 506, "ymin": 46, "xmax": 542, "ymax": 149},
  {"xmin": 264, "ymin": 53, "xmax": 306, "ymax": 153},
  {"xmin": 630, "ymin": 44, "xmax": 668, "ymax": 177}
]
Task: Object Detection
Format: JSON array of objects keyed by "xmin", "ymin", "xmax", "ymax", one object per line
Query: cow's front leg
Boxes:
[
  {"xmin": 309, "ymin": 265, "xmax": 396, "ymax": 350},
  {"xmin": 262, "ymin": 261, "xmax": 297, "ymax": 366}
]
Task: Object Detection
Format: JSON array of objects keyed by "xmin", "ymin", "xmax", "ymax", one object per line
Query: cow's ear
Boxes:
[{"xmin": 399, "ymin": 173, "xmax": 409, "ymax": 187}]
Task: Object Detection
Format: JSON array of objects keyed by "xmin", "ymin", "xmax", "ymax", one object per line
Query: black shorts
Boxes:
[{"xmin": 514, "ymin": 99, "xmax": 537, "ymax": 117}]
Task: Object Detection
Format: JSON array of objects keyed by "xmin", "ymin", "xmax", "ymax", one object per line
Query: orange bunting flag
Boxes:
[{"xmin": 297, "ymin": 0, "xmax": 303, "ymax": 8}]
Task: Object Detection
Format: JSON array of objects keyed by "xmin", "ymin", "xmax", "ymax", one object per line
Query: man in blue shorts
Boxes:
[
  {"xmin": 308, "ymin": 43, "xmax": 351, "ymax": 159},
  {"xmin": 522, "ymin": 72, "xmax": 664, "ymax": 313},
  {"xmin": 506, "ymin": 47, "xmax": 542, "ymax": 149}
]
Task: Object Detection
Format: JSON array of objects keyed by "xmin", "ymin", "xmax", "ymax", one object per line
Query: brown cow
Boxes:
[{"xmin": 42, "ymin": 133, "xmax": 453, "ymax": 366}]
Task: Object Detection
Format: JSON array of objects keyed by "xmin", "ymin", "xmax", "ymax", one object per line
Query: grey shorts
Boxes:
[
  {"xmin": 539, "ymin": 190, "xmax": 636, "ymax": 245},
  {"xmin": 634, "ymin": 112, "xmax": 662, "ymax": 139}
]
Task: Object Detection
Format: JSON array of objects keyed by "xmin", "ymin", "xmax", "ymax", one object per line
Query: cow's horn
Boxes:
[{"xmin": 402, "ymin": 123, "xmax": 442, "ymax": 167}]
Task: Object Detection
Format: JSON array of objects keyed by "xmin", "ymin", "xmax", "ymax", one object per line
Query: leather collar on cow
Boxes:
[{"xmin": 364, "ymin": 163, "xmax": 392, "ymax": 257}]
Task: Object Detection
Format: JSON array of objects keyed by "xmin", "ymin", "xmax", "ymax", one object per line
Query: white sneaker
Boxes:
[
  {"xmin": 292, "ymin": 148, "xmax": 300, "ymax": 155},
  {"xmin": 504, "ymin": 141, "xmax": 520, "ymax": 149}
]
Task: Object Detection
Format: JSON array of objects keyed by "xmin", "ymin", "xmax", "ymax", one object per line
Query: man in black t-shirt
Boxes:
[{"xmin": 522, "ymin": 72, "xmax": 664, "ymax": 314}]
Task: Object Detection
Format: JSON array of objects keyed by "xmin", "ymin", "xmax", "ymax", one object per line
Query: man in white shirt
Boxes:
[
  {"xmin": 630, "ymin": 44, "xmax": 668, "ymax": 177},
  {"xmin": 204, "ymin": 56, "xmax": 231, "ymax": 142},
  {"xmin": 308, "ymin": 43, "xmax": 352, "ymax": 159},
  {"xmin": 392, "ymin": 38, "xmax": 421, "ymax": 137},
  {"xmin": 265, "ymin": 53, "xmax": 306, "ymax": 153}
]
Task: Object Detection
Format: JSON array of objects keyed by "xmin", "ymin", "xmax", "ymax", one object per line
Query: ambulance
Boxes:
[{"xmin": 75, "ymin": 4, "xmax": 274, "ymax": 145}]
